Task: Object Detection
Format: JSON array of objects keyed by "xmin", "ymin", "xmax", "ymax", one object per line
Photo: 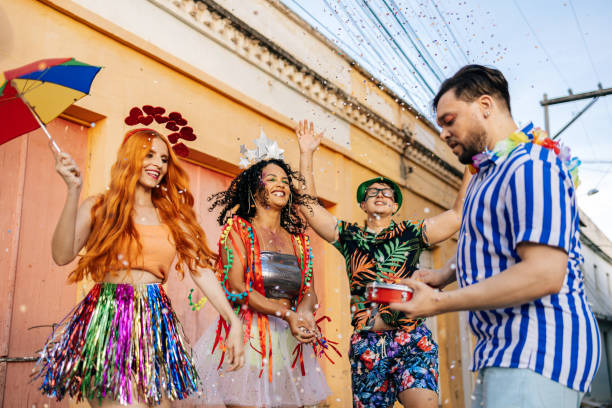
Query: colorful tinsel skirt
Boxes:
[
  {"xmin": 191, "ymin": 313, "xmax": 330, "ymax": 407},
  {"xmin": 35, "ymin": 282, "xmax": 199, "ymax": 405}
]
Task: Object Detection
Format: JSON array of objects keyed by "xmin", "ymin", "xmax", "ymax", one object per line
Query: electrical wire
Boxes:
[
  {"xmin": 568, "ymin": 0, "xmax": 601, "ymax": 82},
  {"xmin": 283, "ymin": 0, "xmax": 362, "ymax": 58},
  {"xmin": 385, "ymin": 0, "xmax": 453, "ymax": 79},
  {"xmin": 358, "ymin": 1, "xmax": 436, "ymax": 94},
  {"xmin": 428, "ymin": 0, "xmax": 471, "ymax": 65},
  {"xmin": 285, "ymin": 0, "xmax": 424, "ymax": 109},
  {"xmin": 511, "ymin": 0, "xmax": 571, "ymax": 88},
  {"xmin": 280, "ymin": 0, "xmax": 476, "ymax": 120},
  {"xmin": 323, "ymin": 0, "xmax": 425, "ymax": 109},
  {"xmin": 568, "ymin": 0, "xmax": 612, "ymax": 164}
]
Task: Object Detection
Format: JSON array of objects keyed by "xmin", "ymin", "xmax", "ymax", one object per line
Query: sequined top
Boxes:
[{"xmin": 260, "ymin": 251, "xmax": 302, "ymax": 301}]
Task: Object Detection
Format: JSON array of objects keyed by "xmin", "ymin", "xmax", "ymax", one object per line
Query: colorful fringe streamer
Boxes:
[
  {"xmin": 33, "ymin": 283, "xmax": 199, "ymax": 405},
  {"xmin": 292, "ymin": 315, "xmax": 342, "ymax": 376}
]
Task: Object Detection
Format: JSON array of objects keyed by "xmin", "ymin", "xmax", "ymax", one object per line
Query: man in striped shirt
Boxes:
[{"xmin": 391, "ymin": 65, "xmax": 600, "ymax": 407}]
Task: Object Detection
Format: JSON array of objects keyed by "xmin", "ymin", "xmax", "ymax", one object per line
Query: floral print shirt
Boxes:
[{"xmin": 333, "ymin": 219, "xmax": 427, "ymax": 331}]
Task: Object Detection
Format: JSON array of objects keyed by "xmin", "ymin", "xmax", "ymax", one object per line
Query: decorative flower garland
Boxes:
[{"xmin": 469, "ymin": 123, "xmax": 581, "ymax": 187}]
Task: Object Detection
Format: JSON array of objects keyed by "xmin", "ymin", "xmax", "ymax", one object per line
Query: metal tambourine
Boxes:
[{"xmin": 366, "ymin": 281, "xmax": 413, "ymax": 304}]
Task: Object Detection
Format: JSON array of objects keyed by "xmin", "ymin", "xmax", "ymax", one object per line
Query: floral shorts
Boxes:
[{"xmin": 350, "ymin": 324, "xmax": 439, "ymax": 408}]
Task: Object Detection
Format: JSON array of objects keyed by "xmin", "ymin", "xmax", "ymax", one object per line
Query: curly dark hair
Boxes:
[{"xmin": 208, "ymin": 159, "xmax": 316, "ymax": 234}]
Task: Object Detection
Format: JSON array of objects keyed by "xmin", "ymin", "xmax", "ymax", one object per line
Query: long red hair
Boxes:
[{"xmin": 69, "ymin": 130, "xmax": 215, "ymax": 282}]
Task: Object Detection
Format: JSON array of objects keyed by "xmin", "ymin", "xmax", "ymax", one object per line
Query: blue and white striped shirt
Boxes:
[{"xmin": 456, "ymin": 123, "xmax": 601, "ymax": 392}]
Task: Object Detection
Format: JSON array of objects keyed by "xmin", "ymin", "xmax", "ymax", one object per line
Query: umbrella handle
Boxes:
[
  {"xmin": 31, "ymin": 109, "xmax": 62, "ymax": 154},
  {"xmin": 18, "ymin": 91, "xmax": 62, "ymax": 153}
]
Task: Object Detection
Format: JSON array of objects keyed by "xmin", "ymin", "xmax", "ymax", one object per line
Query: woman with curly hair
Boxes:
[
  {"xmin": 190, "ymin": 141, "xmax": 331, "ymax": 407},
  {"xmin": 36, "ymin": 128, "xmax": 244, "ymax": 407}
]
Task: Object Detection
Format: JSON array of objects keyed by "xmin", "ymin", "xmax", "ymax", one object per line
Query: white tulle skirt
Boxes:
[{"xmin": 191, "ymin": 314, "xmax": 330, "ymax": 407}]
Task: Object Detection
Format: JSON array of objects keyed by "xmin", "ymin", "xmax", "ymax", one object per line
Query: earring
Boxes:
[
  {"xmin": 287, "ymin": 191, "xmax": 293, "ymax": 209},
  {"xmin": 249, "ymin": 189, "xmax": 256, "ymax": 208},
  {"xmin": 484, "ymin": 111, "xmax": 490, "ymax": 118}
]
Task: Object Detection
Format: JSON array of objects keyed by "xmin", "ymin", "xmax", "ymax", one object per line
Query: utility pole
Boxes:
[{"xmin": 540, "ymin": 83, "xmax": 612, "ymax": 139}]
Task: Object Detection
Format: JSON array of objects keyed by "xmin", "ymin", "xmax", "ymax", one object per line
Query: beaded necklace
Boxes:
[
  {"xmin": 212, "ymin": 216, "xmax": 314, "ymax": 381},
  {"xmin": 216, "ymin": 217, "xmax": 313, "ymax": 310},
  {"xmin": 217, "ymin": 217, "xmax": 254, "ymax": 305},
  {"xmin": 291, "ymin": 233, "xmax": 314, "ymax": 310}
]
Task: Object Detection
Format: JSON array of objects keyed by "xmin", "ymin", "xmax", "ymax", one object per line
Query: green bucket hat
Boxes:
[{"xmin": 356, "ymin": 176, "xmax": 403, "ymax": 210}]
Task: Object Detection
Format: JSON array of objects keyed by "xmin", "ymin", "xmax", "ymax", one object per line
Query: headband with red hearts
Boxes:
[{"xmin": 123, "ymin": 105, "xmax": 197, "ymax": 157}]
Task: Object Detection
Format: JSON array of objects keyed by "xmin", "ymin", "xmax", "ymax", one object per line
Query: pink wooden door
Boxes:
[
  {"xmin": 0, "ymin": 119, "xmax": 88, "ymax": 407},
  {"xmin": 164, "ymin": 163, "xmax": 233, "ymax": 346}
]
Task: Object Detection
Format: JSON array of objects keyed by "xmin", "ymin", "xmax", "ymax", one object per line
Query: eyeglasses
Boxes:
[{"xmin": 365, "ymin": 188, "xmax": 394, "ymax": 199}]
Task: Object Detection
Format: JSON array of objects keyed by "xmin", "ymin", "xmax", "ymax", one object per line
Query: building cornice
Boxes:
[
  {"xmin": 265, "ymin": 0, "xmax": 441, "ymax": 134},
  {"xmin": 152, "ymin": 0, "xmax": 462, "ymax": 186}
]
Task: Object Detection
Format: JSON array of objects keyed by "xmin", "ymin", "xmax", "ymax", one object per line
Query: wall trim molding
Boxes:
[{"xmin": 150, "ymin": 0, "xmax": 462, "ymax": 187}]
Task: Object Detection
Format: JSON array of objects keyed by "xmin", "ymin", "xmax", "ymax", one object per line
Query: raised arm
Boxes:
[
  {"xmin": 422, "ymin": 167, "xmax": 471, "ymax": 245},
  {"xmin": 51, "ymin": 150, "xmax": 95, "ymax": 265},
  {"xmin": 295, "ymin": 120, "xmax": 338, "ymax": 243}
]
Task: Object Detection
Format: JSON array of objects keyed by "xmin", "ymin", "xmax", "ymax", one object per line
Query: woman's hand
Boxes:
[
  {"xmin": 285, "ymin": 310, "xmax": 316, "ymax": 343},
  {"xmin": 53, "ymin": 149, "xmax": 82, "ymax": 190},
  {"xmin": 224, "ymin": 317, "xmax": 245, "ymax": 371},
  {"xmin": 298, "ymin": 311, "xmax": 320, "ymax": 339},
  {"xmin": 295, "ymin": 301, "xmax": 320, "ymax": 338},
  {"xmin": 295, "ymin": 120, "xmax": 323, "ymax": 155}
]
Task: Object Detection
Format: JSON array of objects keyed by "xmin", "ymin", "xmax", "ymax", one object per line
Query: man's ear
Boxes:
[
  {"xmin": 478, "ymin": 94, "xmax": 494, "ymax": 116},
  {"xmin": 359, "ymin": 201, "xmax": 367, "ymax": 212},
  {"xmin": 392, "ymin": 202, "xmax": 399, "ymax": 214}
]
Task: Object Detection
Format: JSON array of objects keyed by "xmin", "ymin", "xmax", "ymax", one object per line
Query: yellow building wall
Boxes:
[{"xmin": 0, "ymin": 0, "xmax": 468, "ymax": 406}]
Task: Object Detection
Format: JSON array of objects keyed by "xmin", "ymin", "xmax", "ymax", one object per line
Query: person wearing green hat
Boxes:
[{"xmin": 295, "ymin": 120, "xmax": 471, "ymax": 408}]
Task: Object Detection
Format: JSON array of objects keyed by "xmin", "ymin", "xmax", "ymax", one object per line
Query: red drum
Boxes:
[{"xmin": 366, "ymin": 282, "xmax": 413, "ymax": 304}]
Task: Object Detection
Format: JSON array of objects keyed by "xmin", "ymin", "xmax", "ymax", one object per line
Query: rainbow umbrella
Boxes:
[{"xmin": 0, "ymin": 58, "xmax": 101, "ymax": 151}]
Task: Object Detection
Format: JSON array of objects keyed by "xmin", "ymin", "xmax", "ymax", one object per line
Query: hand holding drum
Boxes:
[{"xmin": 366, "ymin": 282, "xmax": 413, "ymax": 304}]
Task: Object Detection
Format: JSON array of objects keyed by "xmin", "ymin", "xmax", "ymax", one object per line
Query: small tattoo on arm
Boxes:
[{"xmin": 422, "ymin": 222, "xmax": 431, "ymax": 246}]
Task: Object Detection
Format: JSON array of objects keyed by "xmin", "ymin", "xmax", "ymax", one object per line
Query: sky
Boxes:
[{"xmin": 281, "ymin": 0, "xmax": 612, "ymax": 241}]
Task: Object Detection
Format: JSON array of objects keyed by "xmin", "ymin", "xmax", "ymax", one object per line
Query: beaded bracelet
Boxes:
[{"xmin": 188, "ymin": 288, "xmax": 207, "ymax": 311}]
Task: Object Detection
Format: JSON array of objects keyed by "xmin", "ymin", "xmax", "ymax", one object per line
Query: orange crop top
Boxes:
[{"xmin": 119, "ymin": 224, "xmax": 176, "ymax": 283}]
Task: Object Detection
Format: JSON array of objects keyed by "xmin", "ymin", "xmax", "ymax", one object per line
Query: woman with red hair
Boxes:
[{"xmin": 36, "ymin": 129, "xmax": 244, "ymax": 407}]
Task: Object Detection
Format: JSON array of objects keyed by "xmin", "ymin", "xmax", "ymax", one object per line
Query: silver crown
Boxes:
[{"xmin": 239, "ymin": 128, "xmax": 285, "ymax": 168}]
